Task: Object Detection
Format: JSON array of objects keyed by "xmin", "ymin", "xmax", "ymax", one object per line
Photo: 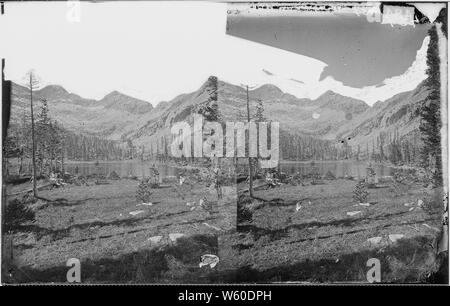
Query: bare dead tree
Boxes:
[
  {"xmin": 24, "ymin": 70, "xmax": 40, "ymax": 197},
  {"xmin": 245, "ymin": 85, "xmax": 254, "ymax": 197}
]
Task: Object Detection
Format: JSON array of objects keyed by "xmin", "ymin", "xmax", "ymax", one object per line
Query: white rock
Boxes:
[
  {"xmin": 129, "ymin": 210, "xmax": 145, "ymax": 216},
  {"xmin": 423, "ymin": 223, "xmax": 440, "ymax": 232},
  {"xmin": 409, "ymin": 207, "xmax": 415, "ymax": 211},
  {"xmin": 147, "ymin": 235, "xmax": 163, "ymax": 244},
  {"xmin": 367, "ymin": 237, "xmax": 383, "ymax": 245},
  {"xmin": 199, "ymin": 254, "xmax": 220, "ymax": 268},
  {"xmin": 169, "ymin": 233, "xmax": 185, "ymax": 242},
  {"xmin": 203, "ymin": 222, "xmax": 221, "ymax": 231},
  {"xmin": 137, "ymin": 202, "xmax": 153, "ymax": 206},
  {"xmin": 389, "ymin": 234, "xmax": 404, "ymax": 243},
  {"xmin": 359, "ymin": 203, "xmax": 370, "ymax": 207},
  {"xmin": 347, "ymin": 211, "xmax": 362, "ymax": 217},
  {"xmin": 417, "ymin": 199, "xmax": 424, "ymax": 207},
  {"xmin": 404, "ymin": 202, "xmax": 414, "ymax": 207}
]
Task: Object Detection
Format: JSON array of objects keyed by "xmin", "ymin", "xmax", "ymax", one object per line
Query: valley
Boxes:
[{"xmin": 1, "ymin": 75, "xmax": 444, "ymax": 284}]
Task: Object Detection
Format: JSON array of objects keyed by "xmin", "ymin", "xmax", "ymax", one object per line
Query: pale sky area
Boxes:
[{"xmin": 0, "ymin": 1, "xmax": 433, "ymax": 106}]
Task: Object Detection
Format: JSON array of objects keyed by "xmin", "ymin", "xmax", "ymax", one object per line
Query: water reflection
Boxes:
[
  {"xmin": 280, "ymin": 161, "xmax": 392, "ymax": 179},
  {"xmin": 65, "ymin": 161, "xmax": 179, "ymax": 179},
  {"xmin": 65, "ymin": 160, "xmax": 392, "ymax": 180}
]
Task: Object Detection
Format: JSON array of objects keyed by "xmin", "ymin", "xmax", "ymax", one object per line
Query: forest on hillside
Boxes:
[{"xmin": 3, "ymin": 97, "xmax": 129, "ymax": 177}]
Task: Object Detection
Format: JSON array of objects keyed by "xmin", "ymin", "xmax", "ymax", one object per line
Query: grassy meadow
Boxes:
[{"xmin": 1, "ymin": 165, "xmax": 446, "ymax": 284}]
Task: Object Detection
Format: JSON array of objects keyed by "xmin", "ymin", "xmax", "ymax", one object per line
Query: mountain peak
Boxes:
[
  {"xmin": 253, "ymin": 84, "xmax": 282, "ymax": 92},
  {"xmin": 99, "ymin": 90, "xmax": 153, "ymax": 114},
  {"xmin": 38, "ymin": 84, "xmax": 69, "ymax": 97},
  {"xmin": 316, "ymin": 90, "xmax": 338, "ymax": 99},
  {"xmin": 103, "ymin": 90, "xmax": 126, "ymax": 99},
  {"xmin": 315, "ymin": 90, "xmax": 368, "ymax": 105},
  {"xmin": 42, "ymin": 84, "xmax": 67, "ymax": 91},
  {"xmin": 249, "ymin": 84, "xmax": 284, "ymax": 100},
  {"xmin": 312, "ymin": 90, "xmax": 369, "ymax": 115}
]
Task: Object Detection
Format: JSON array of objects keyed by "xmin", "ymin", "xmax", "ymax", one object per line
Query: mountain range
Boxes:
[{"xmin": 7, "ymin": 76, "xmax": 427, "ymax": 150}]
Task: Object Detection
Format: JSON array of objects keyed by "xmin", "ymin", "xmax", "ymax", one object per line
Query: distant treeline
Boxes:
[
  {"xmin": 138, "ymin": 121, "xmax": 422, "ymax": 166},
  {"xmin": 279, "ymin": 131, "xmax": 341, "ymax": 161},
  {"xmin": 279, "ymin": 129, "xmax": 422, "ymax": 166},
  {"xmin": 360, "ymin": 130, "xmax": 421, "ymax": 166},
  {"xmin": 3, "ymin": 98, "xmax": 128, "ymax": 177},
  {"xmin": 65, "ymin": 132, "xmax": 127, "ymax": 161}
]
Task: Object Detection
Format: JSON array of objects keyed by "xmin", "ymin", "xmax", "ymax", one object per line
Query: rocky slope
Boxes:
[
  {"xmin": 9, "ymin": 82, "xmax": 153, "ymax": 139},
  {"xmin": 326, "ymin": 81, "xmax": 428, "ymax": 147}
]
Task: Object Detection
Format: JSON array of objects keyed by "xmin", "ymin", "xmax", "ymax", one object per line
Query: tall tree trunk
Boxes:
[
  {"xmin": 19, "ymin": 153, "xmax": 23, "ymax": 176},
  {"xmin": 246, "ymin": 85, "xmax": 254, "ymax": 198},
  {"xmin": 61, "ymin": 151, "xmax": 65, "ymax": 173},
  {"xmin": 29, "ymin": 76, "xmax": 38, "ymax": 197}
]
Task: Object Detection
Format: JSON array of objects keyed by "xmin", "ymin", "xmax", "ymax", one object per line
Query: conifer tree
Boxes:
[
  {"xmin": 419, "ymin": 18, "xmax": 446, "ymax": 186},
  {"xmin": 197, "ymin": 76, "xmax": 221, "ymax": 122},
  {"xmin": 353, "ymin": 180, "xmax": 369, "ymax": 204},
  {"xmin": 136, "ymin": 178, "xmax": 152, "ymax": 203}
]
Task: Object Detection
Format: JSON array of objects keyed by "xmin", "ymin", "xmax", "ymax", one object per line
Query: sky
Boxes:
[{"xmin": 0, "ymin": 1, "xmax": 433, "ymax": 106}]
